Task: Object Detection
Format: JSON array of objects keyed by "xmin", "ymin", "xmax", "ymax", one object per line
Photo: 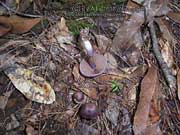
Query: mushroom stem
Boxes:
[{"xmin": 83, "ymin": 40, "xmax": 96, "ymax": 69}]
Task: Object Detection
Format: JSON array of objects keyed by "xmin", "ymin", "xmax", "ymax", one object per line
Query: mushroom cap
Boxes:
[
  {"xmin": 80, "ymin": 53, "xmax": 107, "ymax": 77},
  {"xmin": 73, "ymin": 91, "xmax": 85, "ymax": 104},
  {"xmin": 79, "ymin": 103, "xmax": 99, "ymax": 119}
]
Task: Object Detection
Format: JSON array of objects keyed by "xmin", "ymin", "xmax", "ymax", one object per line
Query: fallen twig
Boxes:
[
  {"xmin": 149, "ymin": 22, "xmax": 176, "ymax": 91},
  {"xmin": 0, "ymin": 1, "xmax": 42, "ymax": 18}
]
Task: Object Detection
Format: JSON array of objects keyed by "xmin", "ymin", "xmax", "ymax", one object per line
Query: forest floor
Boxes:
[{"xmin": 0, "ymin": 0, "xmax": 179, "ymax": 135}]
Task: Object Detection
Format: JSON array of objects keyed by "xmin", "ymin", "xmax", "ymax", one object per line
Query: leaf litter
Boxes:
[{"xmin": 0, "ymin": 0, "xmax": 179, "ymax": 135}]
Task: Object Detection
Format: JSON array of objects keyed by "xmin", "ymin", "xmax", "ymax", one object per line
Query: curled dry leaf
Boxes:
[
  {"xmin": 133, "ymin": 66, "xmax": 159, "ymax": 135},
  {"xmin": 0, "ymin": 15, "xmax": 41, "ymax": 34},
  {"xmin": 4, "ymin": 65, "xmax": 55, "ymax": 104}
]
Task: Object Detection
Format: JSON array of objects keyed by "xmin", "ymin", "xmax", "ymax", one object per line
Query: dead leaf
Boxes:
[
  {"xmin": 104, "ymin": 52, "xmax": 118, "ymax": 69},
  {"xmin": 94, "ymin": 34, "xmax": 112, "ymax": 53},
  {"xmin": 34, "ymin": 0, "xmax": 48, "ymax": 11},
  {"xmin": 127, "ymin": 84, "xmax": 138, "ymax": 101},
  {"xmin": 4, "ymin": 65, "xmax": 55, "ymax": 104},
  {"xmin": 72, "ymin": 64, "xmax": 85, "ymax": 82},
  {"xmin": 79, "ymin": 87, "xmax": 98, "ymax": 100},
  {"xmin": 6, "ymin": 114, "xmax": 20, "ymax": 131},
  {"xmin": 177, "ymin": 70, "xmax": 180, "ymax": 100},
  {"xmin": 112, "ymin": 11, "xmax": 144, "ymax": 53},
  {"xmin": 0, "ymin": 15, "xmax": 42, "ymax": 34},
  {"xmin": 126, "ymin": 0, "xmax": 140, "ymax": 9},
  {"xmin": 94, "ymin": 71, "xmax": 128, "ymax": 84},
  {"xmin": 159, "ymin": 39, "xmax": 177, "ymax": 75},
  {"xmin": 167, "ymin": 12, "xmax": 180, "ymax": 23},
  {"xmin": 132, "ymin": 0, "xmax": 144, "ymax": 5},
  {"xmin": 142, "ymin": 123, "xmax": 162, "ymax": 135},
  {"xmin": 156, "ymin": 18, "xmax": 177, "ymax": 46},
  {"xmin": 47, "ymin": 17, "xmax": 73, "ymax": 49},
  {"xmin": 26, "ymin": 125, "xmax": 38, "ymax": 135},
  {"xmin": 0, "ymin": 89, "xmax": 14, "ymax": 110},
  {"xmin": 18, "ymin": 0, "xmax": 32, "ymax": 12},
  {"xmin": 0, "ymin": 22, "xmax": 12, "ymax": 36},
  {"xmin": 58, "ymin": 17, "xmax": 69, "ymax": 34},
  {"xmin": 105, "ymin": 96, "xmax": 120, "ymax": 127},
  {"xmin": 133, "ymin": 66, "xmax": 159, "ymax": 135},
  {"xmin": 144, "ymin": 0, "xmax": 170, "ymax": 18},
  {"xmin": 157, "ymin": 18, "xmax": 177, "ymax": 75}
]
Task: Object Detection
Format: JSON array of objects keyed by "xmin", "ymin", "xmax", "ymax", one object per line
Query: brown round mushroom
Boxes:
[
  {"xmin": 79, "ymin": 103, "xmax": 99, "ymax": 119},
  {"xmin": 73, "ymin": 91, "xmax": 85, "ymax": 104}
]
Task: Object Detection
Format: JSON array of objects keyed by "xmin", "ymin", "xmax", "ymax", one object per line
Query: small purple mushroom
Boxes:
[
  {"xmin": 73, "ymin": 91, "xmax": 86, "ymax": 104},
  {"xmin": 79, "ymin": 103, "xmax": 99, "ymax": 119},
  {"xmin": 79, "ymin": 32, "xmax": 107, "ymax": 77}
]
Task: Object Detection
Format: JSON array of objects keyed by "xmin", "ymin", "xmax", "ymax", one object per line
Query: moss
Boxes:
[{"xmin": 67, "ymin": 20, "xmax": 95, "ymax": 36}]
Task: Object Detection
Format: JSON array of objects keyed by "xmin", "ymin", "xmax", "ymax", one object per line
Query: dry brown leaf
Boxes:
[
  {"xmin": 133, "ymin": 66, "xmax": 159, "ymax": 135},
  {"xmin": 156, "ymin": 18, "xmax": 177, "ymax": 75},
  {"xmin": 112, "ymin": 11, "xmax": 144, "ymax": 53},
  {"xmin": 94, "ymin": 34, "xmax": 112, "ymax": 53},
  {"xmin": 177, "ymin": 69, "xmax": 180, "ymax": 100},
  {"xmin": 72, "ymin": 64, "xmax": 85, "ymax": 82},
  {"xmin": 132, "ymin": 0, "xmax": 144, "ymax": 5},
  {"xmin": 26, "ymin": 125, "xmax": 38, "ymax": 135},
  {"xmin": 17, "ymin": 0, "xmax": 31, "ymax": 12},
  {"xmin": 0, "ymin": 22, "xmax": 12, "ymax": 36},
  {"xmin": 34, "ymin": 0, "xmax": 48, "ymax": 11},
  {"xmin": 167, "ymin": 12, "xmax": 180, "ymax": 23},
  {"xmin": 4, "ymin": 65, "xmax": 55, "ymax": 104},
  {"xmin": 144, "ymin": 0, "xmax": 170, "ymax": 18},
  {"xmin": 0, "ymin": 15, "xmax": 42, "ymax": 34},
  {"xmin": 94, "ymin": 72, "xmax": 128, "ymax": 84},
  {"xmin": 104, "ymin": 52, "xmax": 118, "ymax": 69},
  {"xmin": 79, "ymin": 87, "xmax": 98, "ymax": 100},
  {"xmin": 159, "ymin": 39, "xmax": 177, "ymax": 75},
  {"xmin": 0, "ymin": 89, "xmax": 14, "ymax": 110},
  {"xmin": 58, "ymin": 17, "xmax": 69, "ymax": 34},
  {"xmin": 126, "ymin": 0, "xmax": 140, "ymax": 10},
  {"xmin": 48, "ymin": 17, "xmax": 73, "ymax": 49},
  {"xmin": 142, "ymin": 123, "xmax": 162, "ymax": 135},
  {"xmin": 156, "ymin": 18, "xmax": 177, "ymax": 46}
]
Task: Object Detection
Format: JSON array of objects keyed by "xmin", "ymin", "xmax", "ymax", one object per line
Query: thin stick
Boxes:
[
  {"xmin": 149, "ymin": 22, "xmax": 176, "ymax": 90},
  {"xmin": 0, "ymin": 1, "xmax": 42, "ymax": 18}
]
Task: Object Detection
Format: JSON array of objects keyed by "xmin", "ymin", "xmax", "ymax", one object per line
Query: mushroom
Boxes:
[
  {"xmin": 79, "ymin": 103, "xmax": 99, "ymax": 119},
  {"xmin": 73, "ymin": 91, "xmax": 86, "ymax": 104},
  {"xmin": 79, "ymin": 29, "xmax": 107, "ymax": 77}
]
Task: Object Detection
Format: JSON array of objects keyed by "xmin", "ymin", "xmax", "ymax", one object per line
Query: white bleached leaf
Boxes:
[{"xmin": 4, "ymin": 66, "xmax": 55, "ymax": 104}]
